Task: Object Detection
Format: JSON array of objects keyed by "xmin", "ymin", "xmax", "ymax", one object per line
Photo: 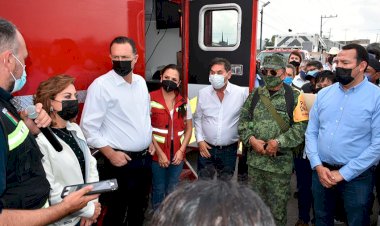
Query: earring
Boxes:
[{"xmin": 50, "ymin": 106, "xmax": 54, "ymax": 112}]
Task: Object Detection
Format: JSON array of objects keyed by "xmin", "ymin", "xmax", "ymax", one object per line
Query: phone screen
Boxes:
[
  {"xmin": 77, "ymin": 181, "xmax": 111, "ymax": 191},
  {"xmin": 62, "ymin": 179, "xmax": 118, "ymax": 198}
]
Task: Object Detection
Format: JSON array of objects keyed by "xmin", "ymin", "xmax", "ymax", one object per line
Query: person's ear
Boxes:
[
  {"xmin": 226, "ymin": 70, "xmax": 232, "ymax": 80},
  {"xmin": 1, "ymin": 50, "xmax": 14, "ymax": 71}
]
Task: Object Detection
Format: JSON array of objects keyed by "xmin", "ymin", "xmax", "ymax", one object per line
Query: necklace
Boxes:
[{"xmin": 51, "ymin": 127, "xmax": 73, "ymax": 138}]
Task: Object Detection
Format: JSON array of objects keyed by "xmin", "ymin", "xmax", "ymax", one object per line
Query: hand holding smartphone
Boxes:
[{"xmin": 61, "ymin": 179, "xmax": 118, "ymax": 198}]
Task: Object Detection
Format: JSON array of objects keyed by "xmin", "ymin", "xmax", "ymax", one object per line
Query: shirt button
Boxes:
[
  {"xmin": 336, "ymin": 120, "xmax": 339, "ymax": 123},
  {"xmin": 340, "ymin": 107, "xmax": 343, "ymax": 110},
  {"xmin": 331, "ymin": 133, "xmax": 333, "ymax": 135}
]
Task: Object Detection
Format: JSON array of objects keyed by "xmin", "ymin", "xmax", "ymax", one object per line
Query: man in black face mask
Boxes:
[
  {"xmin": 81, "ymin": 36, "xmax": 154, "ymax": 225},
  {"xmin": 305, "ymin": 43, "xmax": 380, "ymax": 226}
]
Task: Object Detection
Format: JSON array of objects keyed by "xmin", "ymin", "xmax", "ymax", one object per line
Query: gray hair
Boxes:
[
  {"xmin": 0, "ymin": 18, "xmax": 18, "ymax": 54},
  {"xmin": 150, "ymin": 180, "xmax": 275, "ymax": 226}
]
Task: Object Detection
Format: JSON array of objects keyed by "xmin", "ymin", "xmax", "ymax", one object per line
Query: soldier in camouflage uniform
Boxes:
[{"xmin": 238, "ymin": 54, "xmax": 308, "ymax": 226}]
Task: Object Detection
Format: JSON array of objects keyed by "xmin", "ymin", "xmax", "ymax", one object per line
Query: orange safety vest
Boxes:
[{"xmin": 150, "ymin": 89, "xmax": 187, "ymax": 162}]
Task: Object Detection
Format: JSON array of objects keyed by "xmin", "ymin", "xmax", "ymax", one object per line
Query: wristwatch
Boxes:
[{"xmin": 274, "ymin": 138, "xmax": 281, "ymax": 148}]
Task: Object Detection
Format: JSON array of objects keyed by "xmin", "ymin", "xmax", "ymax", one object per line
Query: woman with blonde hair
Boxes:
[{"xmin": 34, "ymin": 74, "xmax": 100, "ymax": 226}]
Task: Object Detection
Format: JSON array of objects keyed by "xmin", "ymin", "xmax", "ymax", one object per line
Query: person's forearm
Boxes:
[
  {"xmin": 99, "ymin": 146, "xmax": 115, "ymax": 159},
  {"xmin": 0, "ymin": 202, "xmax": 70, "ymax": 226},
  {"xmin": 180, "ymin": 120, "xmax": 193, "ymax": 151},
  {"xmin": 152, "ymin": 137, "xmax": 164, "ymax": 155}
]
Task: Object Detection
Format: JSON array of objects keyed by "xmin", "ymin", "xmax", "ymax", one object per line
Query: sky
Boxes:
[{"xmin": 258, "ymin": 0, "xmax": 380, "ymax": 43}]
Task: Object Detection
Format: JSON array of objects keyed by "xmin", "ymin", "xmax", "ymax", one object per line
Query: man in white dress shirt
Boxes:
[
  {"xmin": 81, "ymin": 36, "xmax": 153, "ymax": 226},
  {"xmin": 194, "ymin": 57, "xmax": 248, "ymax": 179}
]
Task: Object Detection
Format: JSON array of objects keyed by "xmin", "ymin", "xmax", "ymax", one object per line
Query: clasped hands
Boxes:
[{"xmin": 249, "ymin": 136, "xmax": 279, "ymax": 157}]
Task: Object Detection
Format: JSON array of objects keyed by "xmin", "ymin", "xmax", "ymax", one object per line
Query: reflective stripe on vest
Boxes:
[
  {"xmin": 8, "ymin": 120, "xmax": 29, "ymax": 151},
  {"xmin": 153, "ymin": 134, "xmax": 165, "ymax": 144},
  {"xmin": 151, "ymin": 101, "xmax": 165, "ymax": 109},
  {"xmin": 152, "ymin": 127, "xmax": 169, "ymax": 134},
  {"xmin": 177, "ymin": 130, "xmax": 184, "ymax": 136},
  {"xmin": 180, "ymin": 135, "xmax": 184, "ymax": 144}
]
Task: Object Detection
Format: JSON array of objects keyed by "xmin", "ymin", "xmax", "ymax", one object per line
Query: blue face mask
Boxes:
[
  {"xmin": 283, "ymin": 77, "xmax": 293, "ymax": 85},
  {"xmin": 307, "ymin": 70, "xmax": 319, "ymax": 76},
  {"xmin": 10, "ymin": 54, "xmax": 27, "ymax": 93}
]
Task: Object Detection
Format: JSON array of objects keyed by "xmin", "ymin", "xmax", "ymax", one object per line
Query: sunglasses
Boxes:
[{"xmin": 261, "ymin": 68, "xmax": 278, "ymax": 76}]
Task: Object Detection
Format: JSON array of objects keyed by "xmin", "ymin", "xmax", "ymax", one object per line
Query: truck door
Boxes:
[{"xmin": 184, "ymin": 0, "xmax": 258, "ymax": 99}]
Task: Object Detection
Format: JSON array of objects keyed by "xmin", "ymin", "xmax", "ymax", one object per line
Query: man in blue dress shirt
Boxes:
[{"xmin": 305, "ymin": 43, "xmax": 380, "ymax": 226}]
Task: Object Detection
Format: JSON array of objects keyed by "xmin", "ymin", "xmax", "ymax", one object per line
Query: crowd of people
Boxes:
[{"xmin": 2, "ymin": 16, "xmax": 380, "ymax": 226}]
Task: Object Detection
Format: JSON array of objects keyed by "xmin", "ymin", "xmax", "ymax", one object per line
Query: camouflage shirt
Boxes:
[{"xmin": 238, "ymin": 86, "xmax": 307, "ymax": 174}]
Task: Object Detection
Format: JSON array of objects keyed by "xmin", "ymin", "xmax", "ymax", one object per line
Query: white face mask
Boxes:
[{"xmin": 209, "ymin": 74, "xmax": 225, "ymax": 89}]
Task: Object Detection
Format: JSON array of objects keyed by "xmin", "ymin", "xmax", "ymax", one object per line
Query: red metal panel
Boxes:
[
  {"xmin": 0, "ymin": 0, "xmax": 145, "ymax": 95},
  {"xmin": 181, "ymin": 0, "xmax": 190, "ymax": 100},
  {"xmin": 249, "ymin": 0, "xmax": 259, "ymax": 91}
]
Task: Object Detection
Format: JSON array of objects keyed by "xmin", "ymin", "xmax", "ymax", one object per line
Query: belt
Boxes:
[
  {"xmin": 322, "ymin": 162, "xmax": 344, "ymax": 171},
  {"xmin": 206, "ymin": 142, "xmax": 238, "ymax": 150},
  {"xmin": 115, "ymin": 148, "xmax": 149, "ymax": 158}
]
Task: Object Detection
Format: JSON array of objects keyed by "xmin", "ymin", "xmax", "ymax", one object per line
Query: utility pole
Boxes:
[
  {"xmin": 259, "ymin": 1, "xmax": 270, "ymax": 51},
  {"xmin": 320, "ymin": 14, "xmax": 337, "ymax": 38},
  {"xmin": 319, "ymin": 14, "xmax": 337, "ymax": 51}
]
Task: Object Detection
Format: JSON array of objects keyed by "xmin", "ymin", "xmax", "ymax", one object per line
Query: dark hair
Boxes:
[
  {"xmin": 315, "ymin": 70, "xmax": 335, "ymax": 84},
  {"xmin": 150, "ymin": 180, "xmax": 275, "ymax": 226},
  {"xmin": 160, "ymin": 64, "xmax": 181, "ymax": 81},
  {"xmin": 109, "ymin": 36, "xmax": 137, "ymax": 55},
  {"xmin": 0, "ymin": 18, "xmax": 18, "ymax": 53},
  {"xmin": 288, "ymin": 50, "xmax": 303, "ymax": 62},
  {"xmin": 306, "ymin": 60, "xmax": 323, "ymax": 70},
  {"xmin": 367, "ymin": 43, "xmax": 380, "ymax": 60},
  {"xmin": 34, "ymin": 75, "xmax": 75, "ymax": 125},
  {"xmin": 342, "ymin": 43, "xmax": 369, "ymax": 65},
  {"xmin": 209, "ymin": 57, "xmax": 231, "ymax": 72}
]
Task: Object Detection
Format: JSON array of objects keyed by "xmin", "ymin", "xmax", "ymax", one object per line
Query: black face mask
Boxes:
[
  {"xmin": 112, "ymin": 60, "xmax": 132, "ymax": 77},
  {"xmin": 315, "ymin": 87, "xmax": 323, "ymax": 93},
  {"xmin": 335, "ymin": 67, "xmax": 355, "ymax": 85},
  {"xmin": 289, "ymin": 60, "xmax": 300, "ymax": 68},
  {"xmin": 57, "ymin": 100, "xmax": 79, "ymax": 121},
  {"xmin": 161, "ymin": 80, "xmax": 178, "ymax": 92}
]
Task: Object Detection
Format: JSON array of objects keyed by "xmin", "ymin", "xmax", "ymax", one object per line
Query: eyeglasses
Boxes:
[{"xmin": 261, "ymin": 68, "xmax": 277, "ymax": 76}]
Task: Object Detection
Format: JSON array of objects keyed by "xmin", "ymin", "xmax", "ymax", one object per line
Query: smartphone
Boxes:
[{"xmin": 61, "ymin": 179, "xmax": 118, "ymax": 198}]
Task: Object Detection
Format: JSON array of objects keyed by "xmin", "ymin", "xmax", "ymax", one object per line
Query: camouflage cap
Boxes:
[{"xmin": 262, "ymin": 53, "xmax": 286, "ymax": 70}]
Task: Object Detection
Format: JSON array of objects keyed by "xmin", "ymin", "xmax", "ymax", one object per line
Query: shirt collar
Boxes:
[
  {"xmin": 111, "ymin": 70, "xmax": 137, "ymax": 86},
  {"xmin": 338, "ymin": 77, "xmax": 367, "ymax": 93},
  {"xmin": 0, "ymin": 86, "xmax": 13, "ymax": 101},
  {"xmin": 66, "ymin": 121, "xmax": 86, "ymax": 141}
]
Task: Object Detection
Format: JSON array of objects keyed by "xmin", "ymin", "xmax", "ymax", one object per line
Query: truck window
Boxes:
[{"xmin": 198, "ymin": 3, "xmax": 242, "ymax": 51}]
